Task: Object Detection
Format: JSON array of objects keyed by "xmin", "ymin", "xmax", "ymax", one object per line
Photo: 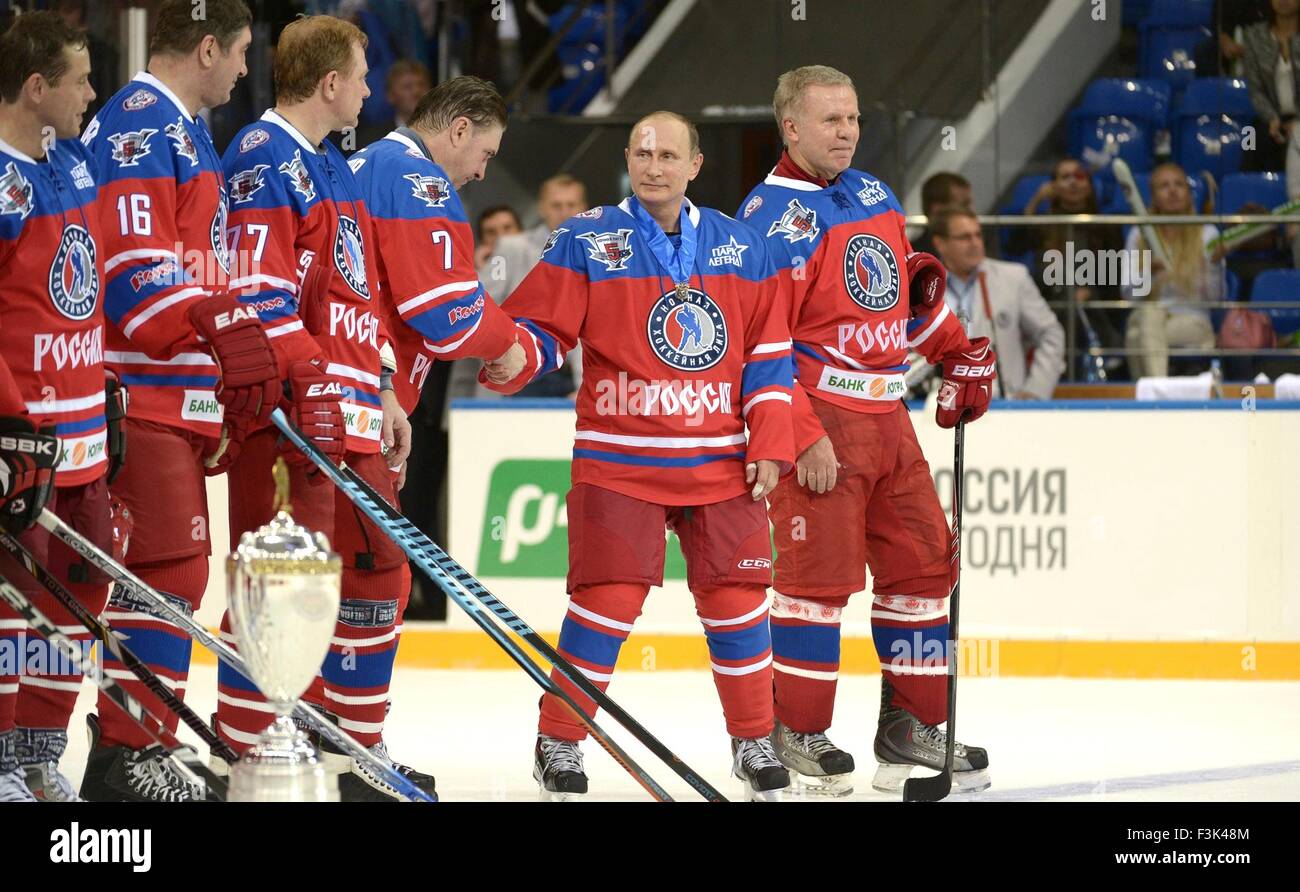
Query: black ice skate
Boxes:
[
  {"xmin": 731, "ymin": 735, "xmax": 791, "ymax": 802},
  {"xmin": 872, "ymin": 680, "xmax": 990, "ymax": 794},
  {"xmin": 770, "ymin": 719, "xmax": 855, "ymax": 797},
  {"xmin": 79, "ymin": 714, "xmax": 206, "ymax": 802},
  {"xmin": 318, "ymin": 731, "xmax": 437, "ymax": 802},
  {"xmin": 534, "ymin": 735, "xmax": 587, "ymax": 801}
]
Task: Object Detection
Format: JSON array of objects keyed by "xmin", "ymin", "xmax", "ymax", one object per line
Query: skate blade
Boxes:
[
  {"xmin": 790, "ymin": 772, "xmax": 854, "ymax": 798},
  {"xmin": 734, "ymin": 773, "xmax": 789, "ymax": 802},
  {"xmin": 872, "ymin": 762, "xmax": 992, "ymax": 794},
  {"xmin": 537, "ymin": 786, "xmax": 582, "ymax": 802}
]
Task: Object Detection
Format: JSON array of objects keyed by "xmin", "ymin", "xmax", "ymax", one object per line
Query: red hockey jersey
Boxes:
[
  {"xmin": 82, "ymin": 72, "xmax": 230, "ymax": 438},
  {"xmin": 485, "ymin": 197, "xmax": 794, "ymax": 506},
  {"xmin": 347, "ymin": 130, "xmax": 517, "ymax": 415},
  {"xmin": 738, "ymin": 156, "xmax": 971, "ymax": 452},
  {"xmin": 0, "ymin": 135, "xmax": 108, "ymax": 487},
  {"xmin": 222, "ymin": 110, "xmax": 387, "ymax": 455}
]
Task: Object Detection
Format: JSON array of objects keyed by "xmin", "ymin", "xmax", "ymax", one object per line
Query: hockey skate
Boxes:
[
  {"xmin": 534, "ymin": 735, "xmax": 587, "ymax": 801},
  {"xmin": 13, "ymin": 728, "xmax": 80, "ymax": 801},
  {"xmin": 0, "ymin": 768, "xmax": 36, "ymax": 801},
  {"xmin": 79, "ymin": 714, "xmax": 206, "ymax": 803},
  {"xmin": 871, "ymin": 681, "xmax": 990, "ymax": 794},
  {"xmin": 770, "ymin": 719, "xmax": 854, "ymax": 797},
  {"xmin": 731, "ymin": 735, "xmax": 791, "ymax": 802},
  {"xmin": 313, "ymin": 712, "xmax": 437, "ymax": 802}
]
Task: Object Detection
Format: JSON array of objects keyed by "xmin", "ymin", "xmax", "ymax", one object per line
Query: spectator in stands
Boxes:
[
  {"xmin": 1196, "ymin": 0, "xmax": 1269, "ymax": 77},
  {"xmin": 1243, "ymin": 0, "xmax": 1300, "ymax": 171},
  {"xmin": 1123, "ymin": 162, "xmax": 1227, "ymax": 377},
  {"xmin": 355, "ymin": 58, "xmax": 431, "ymax": 146},
  {"xmin": 474, "ymin": 204, "xmax": 524, "ymax": 269},
  {"xmin": 1015, "ymin": 156, "xmax": 1128, "ymax": 377},
  {"xmin": 932, "ymin": 206, "xmax": 1065, "ymax": 400},
  {"xmin": 913, "ymin": 171, "xmax": 972, "ymax": 255}
]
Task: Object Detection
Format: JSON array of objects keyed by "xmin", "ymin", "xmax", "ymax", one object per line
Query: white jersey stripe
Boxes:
[{"xmin": 573, "ymin": 430, "xmax": 746, "ymax": 450}]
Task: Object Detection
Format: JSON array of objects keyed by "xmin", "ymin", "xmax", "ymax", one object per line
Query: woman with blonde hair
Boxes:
[{"xmin": 1123, "ymin": 162, "xmax": 1227, "ymax": 377}]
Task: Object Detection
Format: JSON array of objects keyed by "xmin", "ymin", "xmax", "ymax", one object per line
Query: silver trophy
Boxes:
[{"xmin": 226, "ymin": 461, "xmax": 342, "ymax": 801}]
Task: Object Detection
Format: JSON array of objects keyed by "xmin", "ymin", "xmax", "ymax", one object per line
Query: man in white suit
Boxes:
[{"xmin": 932, "ymin": 206, "xmax": 1065, "ymax": 400}]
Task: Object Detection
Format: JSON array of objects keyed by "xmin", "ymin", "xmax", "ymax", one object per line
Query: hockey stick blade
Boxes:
[
  {"xmin": 271, "ymin": 408, "xmax": 679, "ymax": 802},
  {"xmin": 32, "ymin": 507, "xmax": 435, "ymax": 803},
  {"xmin": 0, "ymin": 573, "xmax": 227, "ymax": 800},
  {"xmin": 333, "ymin": 459, "xmax": 727, "ymax": 802},
  {"xmin": 0, "ymin": 530, "xmax": 238, "ymax": 764}
]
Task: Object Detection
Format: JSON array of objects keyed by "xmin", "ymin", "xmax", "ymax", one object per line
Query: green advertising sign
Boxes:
[{"xmin": 476, "ymin": 459, "xmax": 687, "ymax": 579}]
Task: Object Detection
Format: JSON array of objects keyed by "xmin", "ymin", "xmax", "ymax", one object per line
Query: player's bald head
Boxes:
[{"xmin": 629, "ymin": 111, "xmax": 700, "ymax": 158}]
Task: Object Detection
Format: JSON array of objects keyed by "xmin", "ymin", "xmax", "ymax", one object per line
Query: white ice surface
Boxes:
[{"xmin": 60, "ymin": 666, "xmax": 1300, "ymax": 802}]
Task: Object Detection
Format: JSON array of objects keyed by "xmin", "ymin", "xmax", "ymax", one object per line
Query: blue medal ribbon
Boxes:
[{"xmin": 626, "ymin": 194, "xmax": 697, "ymax": 291}]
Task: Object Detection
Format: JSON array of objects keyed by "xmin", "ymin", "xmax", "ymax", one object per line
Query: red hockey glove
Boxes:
[
  {"xmin": 187, "ymin": 293, "xmax": 283, "ymax": 427},
  {"xmin": 281, "ymin": 360, "xmax": 346, "ymax": 476},
  {"xmin": 907, "ymin": 251, "xmax": 946, "ymax": 313},
  {"xmin": 936, "ymin": 337, "xmax": 996, "ymax": 429},
  {"xmin": 0, "ymin": 417, "xmax": 59, "ymax": 532}
]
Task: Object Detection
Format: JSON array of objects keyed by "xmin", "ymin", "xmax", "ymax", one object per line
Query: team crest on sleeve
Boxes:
[
  {"xmin": 575, "ymin": 207, "xmax": 603, "ymax": 219},
  {"xmin": 707, "ymin": 235, "xmax": 748, "ymax": 268},
  {"xmin": 48, "ymin": 225, "xmax": 99, "ymax": 320},
  {"xmin": 334, "ymin": 215, "xmax": 370, "ymax": 298},
  {"xmin": 842, "ymin": 233, "xmax": 900, "ymax": 311},
  {"xmin": 212, "ymin": 194, "xmax": 230, "ymax": 274},
  {"xmin": 577, "ymin": 229, "xmax": 634, "ymax": 271},
  {"xmin": 229, "ymin": 164, "xmax": 269, "ymax": 203},
  {"xmin": 122, "ymin": 89, "xmax": 157, "ymax": 111},
  {"xmin": 107, "ymin": 128, "xmax": 157, "ymax": 167},
  {"xmin": 165, "ymin": 119, "xmax": 199, "ymax": 166},
  {"xmin": 856, "ymin": 176, "xmax": 887, "ymax": 207},
  {"xmin": 239, "ymin": 128, "xmax": 270, "ymax": 153},
  {"xmin": 742, "ymin": 195, "xmax": 763, "ymax": 218},
  {"xmin": 404, "ymin": 172, "xmax": 450, "ymax": 208},
  {"xmin": 279, "ymin": 150, "xmax": 316, "ymax": 202},
  {"xmin": 0, "ymin": 163, "xmax": 35, "ymax": 220},
  {"xmin": 70, "ymin": 160, "xmax": 94, "ymax": 190},
  {"xmin": 646, "ymin": 287, "xmax": 728, "ymax": 371},
  {"xmin": 541, "ymin": 227, "xmax": 568, "ymax": 257},
  {"xmin": 767, "ymin": 199, "xmax": 820, "ymax": 243}
]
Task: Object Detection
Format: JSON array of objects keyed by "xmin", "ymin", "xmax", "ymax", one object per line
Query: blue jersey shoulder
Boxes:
[
  {"xmin": 350, "ymin": 137, "xmax": 465, "ymax": 223},
  {"xmin": 223, "ymin": 124, "xmax": 315, "ymax": 214},
  {"xmin": 696, "ymin": 207, "xmax": 773, "ymax": 281}
]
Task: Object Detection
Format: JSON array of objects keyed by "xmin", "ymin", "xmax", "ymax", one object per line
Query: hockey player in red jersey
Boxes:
[
  {"xmin": 738, "ymin": 65, "xmax": 996, "ymax": 796},
  {"xmin": 0, "ymin": 12, "xmax": 117, "ymax": 802},
  {"xmin": 216, "ymin": 15, "xmax": 436, "ymax": 802},
  {"xmin": 78, "ymin": 0, "xmax": 283, "ymax": 802},
  {"xmin": 483, "ymin": 112, "xmax": 797, "ymax": 801},
  {"xmin": 347, "ymin": 75, "xmax": 524, "ymax": 424}
]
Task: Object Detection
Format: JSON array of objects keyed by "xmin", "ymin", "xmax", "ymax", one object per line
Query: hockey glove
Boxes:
[
  {"xmin": 105, "ymin": 370, "xmax": 129, "ymax": 484},
  {"xmin": 936, "ymin": 337, "xmax": 996, "ymax": 429},
  {"xmin": 906, "ymin": 251, "xmax": 946, "ymax": 313},
  {"xmin": 188, "ymin": 293, "xmax": 283, "ymax": 427},
  {"xmin": 0, "ymin": 417, "xmax": 59, "ymax": 532},
  {"xmin": 280, "ymin": 359, "xmax": 346, "ymax": 477}
]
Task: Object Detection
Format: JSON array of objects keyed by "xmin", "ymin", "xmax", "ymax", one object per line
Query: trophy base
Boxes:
[{"xmin": 227, "ymin": 716, "xmax": 340, "ymax": 802}]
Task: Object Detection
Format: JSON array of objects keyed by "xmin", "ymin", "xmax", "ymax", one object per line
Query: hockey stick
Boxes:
[
  {"xmin": 32, "ymin": 509, "xmax": 435, "ymax": 803},
  {"xmin": 904, "ymin": 419, "xmax": 964, "ymax": 803},
  {"xmin": 0, "ymin": 571, "xmax": 227, "ymax": 799},
  {"xmin": 329, "ymin": 450, "xmax": 727, "ymax": 803},
  {"xmin": 0, "ymin": 530, "xmax": 238, "ymax": 764},
  {"xmin": 271, "ymin": 409, "xmax": 682, "ymax": 802}
]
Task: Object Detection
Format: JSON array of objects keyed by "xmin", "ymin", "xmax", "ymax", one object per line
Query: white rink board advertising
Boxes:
[{"xmin": 448, "ymin": 401, "xmax": 1300, "ymax": 644}]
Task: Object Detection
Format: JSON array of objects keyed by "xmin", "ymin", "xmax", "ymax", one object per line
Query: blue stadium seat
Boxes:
[
  {"xmin": 1179, "ymin": 78, "xmax": 1253, "ymax": 120},
  {"xmin": 1249, "ymin": 270, "xmax": 1300, "ymax": 336},
  {"xmin": 1220, "ymin": 172, "xmax": 1288, "ymax": 212},
  {"xmin": 1123, "ymin": 0, "xmax": 1155, "ymax": 27},
  {"xmin": 1069, "ymin": 114, "xmax": 1155, "ymax": 173},
  {"xmin": 1079, "ymin": 78, "xmax": 1171, "ymax": 128},
  {"xmin": 1174, "ymin": 116, "xmax": 1245, "ymax": 183},
  {"xmin": 1140, "ymin": 26, "xmax": 1212, "ymax": 89},
  {"xmin": 1145, "ymin": 0, "xmax": 1213, "ymax": 25}
]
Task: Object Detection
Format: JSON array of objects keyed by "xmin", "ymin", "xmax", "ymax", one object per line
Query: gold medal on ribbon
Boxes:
[{"xmin": 675, "ymin": 281, "xmax": 690, "ymax": 301}]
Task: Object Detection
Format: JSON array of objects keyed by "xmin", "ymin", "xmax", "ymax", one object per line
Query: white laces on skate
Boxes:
[
  {"xmin": 914, "ymin": 719, "xmax": 968, "ymax": 758},
  {"xmin": 735, "ymin": 736, "xmax": 782, "ymax": 773},
  {"xmin": 540, "ymin": 737, "xmax": 584, "ymax": 776},
  {"xmin": 791, "ymin": 730, "xmax": 841, "ymax": 759},
  {"xmin": 127, "ymin": 749, "xmax": 203, "ymax": 802},
  {"xmin": 0, "ymin": 766, "xmax": 38, "ymax": 802}
]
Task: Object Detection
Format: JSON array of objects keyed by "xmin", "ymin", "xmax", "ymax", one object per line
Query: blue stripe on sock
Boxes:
[
  {"xmin": 103, "ymin": 626, "xmax": 193, "ymax": 674},
  {"xmin": 556, "ymin": 617, "xmax": 624, "ymax": 669},
  {"xmin": 321, "ymin": 647, "xmax": 396, "ymax": 690},
  {"xmin": 770, "ymin": 622, "xmax": 841, "ymax": 664},
  {"xmin": 872, "ymin": 622, "xmax": 950, "ymax": 664},
  {"xmin": 703, "ymin": 621, "xmax": 771, "ymax": 663}
]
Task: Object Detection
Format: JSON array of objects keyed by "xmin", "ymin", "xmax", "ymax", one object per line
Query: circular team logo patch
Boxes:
[
  {"xmin": 842, "ymin": 233, "xmax": 900, "ymax": 311},
  {"xmin": 48, "ymin": 225, "xmax": 99, "ymax": 320},
  {"xmin": 646, "ymin": 287, "xmax": 728, "ymax": 371},
  {"xmin": 334, "ymin": 215, "xmax": 370, "ymax": 299},
  {"xmin": 212, "ymin": 197, "xmax": 230, "ymax": 274}
]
